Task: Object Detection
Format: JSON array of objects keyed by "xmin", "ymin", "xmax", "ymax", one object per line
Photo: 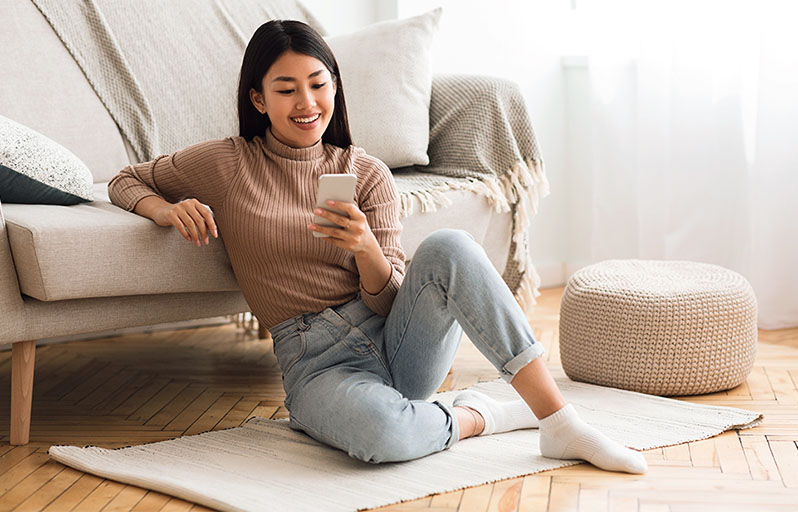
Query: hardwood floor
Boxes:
[{"xmin": 1, "ymin": 287, "xmax": 797, "ymax": 511}]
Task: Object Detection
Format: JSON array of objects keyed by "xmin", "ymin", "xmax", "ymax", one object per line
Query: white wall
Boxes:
[{"xmin": 299, "ymin": 0, "xmax": 391, "ymax": 35}]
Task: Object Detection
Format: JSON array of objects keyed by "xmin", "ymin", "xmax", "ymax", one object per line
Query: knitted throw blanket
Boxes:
[
  {"xmin": 30, "ymin": 0, "xmax": 325, "ymax": 163},
  {"xmin": 395, "ymin": 74, "xmax": 550, "ymax": 310},
  {"xmin": 32, "ymin": 0, "xmax": 549, "ymax": 309}
]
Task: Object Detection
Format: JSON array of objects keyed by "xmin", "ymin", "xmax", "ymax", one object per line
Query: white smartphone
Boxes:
[{"xmin": 312, "ymin": 174, "xmax": 358, "ymax": 238}]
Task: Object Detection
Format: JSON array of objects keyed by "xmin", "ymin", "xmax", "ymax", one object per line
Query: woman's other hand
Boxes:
[
  {"xmin": 154, "ymin": 198, "xmax": 218, "ymax": 247},
  {"xmin": 308, "ymin": 200, "xmax": 377, "ymax": 254}
]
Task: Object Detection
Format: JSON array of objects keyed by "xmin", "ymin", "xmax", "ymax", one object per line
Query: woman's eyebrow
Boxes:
[{"xmin": 271, "ymin": 69, "xmax": 325, "ymax": 83}]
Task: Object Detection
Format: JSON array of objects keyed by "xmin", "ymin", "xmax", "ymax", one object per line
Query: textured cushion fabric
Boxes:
[
  {"xmin": 0, "ymin": 115, "xmax": 94, "ymax": 205},
  {"xmin": 0, "ymin": 0, "xmax": 130, "ymax": 183},
  {"xmin": 325, "ymin": 8, "xmax": 441, "ymax": 168},
  {"xmin": 2, "ymin": 183, "xmax": 240, "ymax": 302},
  {"xmin": 559, "ymin": 260, "xmax": 758, "ymax": 396},
  {"xmin": 2, "ymin": 178, "xmax": 509, "ymax": 302}
]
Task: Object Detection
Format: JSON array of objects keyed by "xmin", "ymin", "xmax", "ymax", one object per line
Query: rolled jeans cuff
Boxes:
[
  {"xmin": 500, "ymin": 343, "xmax": 546, "ymax": 384},
  {"xmin": 432, "ymin": 400, "xmax": 460, "ymax": 450}
]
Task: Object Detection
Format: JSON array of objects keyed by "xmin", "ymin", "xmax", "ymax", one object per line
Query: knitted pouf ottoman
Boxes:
[{"xmin": 559, "ymin": 260, "xmax": 758, "ymax": 396}]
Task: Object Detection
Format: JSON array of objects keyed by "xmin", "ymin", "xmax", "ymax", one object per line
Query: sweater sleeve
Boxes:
[
  {"xmin": 354, "ymin": 152, "xmax": 406, "ymax": 316},
  {"xmin": 107, "ymin": 136, "xmax": 243, "ymax": 213}
]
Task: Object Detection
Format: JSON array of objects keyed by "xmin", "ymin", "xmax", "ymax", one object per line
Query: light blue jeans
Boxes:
[{"xmin": 269, "ymin": 229, "xmax": 545, "ymax": 464}]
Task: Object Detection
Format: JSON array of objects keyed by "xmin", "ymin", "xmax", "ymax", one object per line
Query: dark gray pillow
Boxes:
[{"xmin": 0, "ymin": 114, "xmax": 94, "ymax": 204}]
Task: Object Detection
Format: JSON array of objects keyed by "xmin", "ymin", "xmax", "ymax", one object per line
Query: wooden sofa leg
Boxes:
[{"xmin": 11, "ymin": 340, "xmax": 35, "ymax": 445}]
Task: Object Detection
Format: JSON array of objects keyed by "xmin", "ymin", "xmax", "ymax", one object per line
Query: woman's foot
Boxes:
[
  {"xmin": 538, "ymin": 403, "xmax": 647, "ymax": 474},
  {"xmin": 453, "ymin": 389, "xmax": 539, "ymax": 436}
]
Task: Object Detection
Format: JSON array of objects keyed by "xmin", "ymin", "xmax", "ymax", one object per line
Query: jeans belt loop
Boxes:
[{"xmin": 297, "ymin": 313, "xmax": 312, "ymax": 332}]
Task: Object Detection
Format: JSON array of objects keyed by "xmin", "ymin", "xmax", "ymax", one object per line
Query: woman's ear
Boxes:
[{"xmin": 249, "ymin": 88, "xmax": 265, "ymax": 114}]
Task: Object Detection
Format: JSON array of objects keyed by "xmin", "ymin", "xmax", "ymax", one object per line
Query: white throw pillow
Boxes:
[
  {"xmin": 325, "ymin": 8, "xmax": 442, "ymax": 169},
  {"xmin": 0, "ymin": 115, "xmax": 94, "ymax": 204}
]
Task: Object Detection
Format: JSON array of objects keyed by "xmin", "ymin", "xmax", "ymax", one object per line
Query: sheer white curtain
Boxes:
[{"xmin": 573, "ymin": 0, "xmax": 798, "ymax": 329}]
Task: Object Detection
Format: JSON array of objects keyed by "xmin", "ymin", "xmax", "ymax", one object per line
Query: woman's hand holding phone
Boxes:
[
  {"xmin": 309, "ymin": 174, "xmax": 376, "ymax": 254},
  {"xmin": 309, "ymin": 199, "xmax": 377, "ymax": 254},
  {"xmin": 153, "ymin": 198, "xmax": 218, "ymax": 247}
]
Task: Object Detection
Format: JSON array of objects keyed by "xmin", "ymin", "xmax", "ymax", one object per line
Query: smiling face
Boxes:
[{"xmin": 249, "ymin": 50, "xmax": 337, "ymax": 148}]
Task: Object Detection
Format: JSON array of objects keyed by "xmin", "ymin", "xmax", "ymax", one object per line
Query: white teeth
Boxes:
[{"xmin": 292, "ymin": 113, "xmax": 320, "ymax": 124}]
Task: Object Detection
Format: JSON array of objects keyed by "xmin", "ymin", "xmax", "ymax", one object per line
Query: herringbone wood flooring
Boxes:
[{"xmin": 1, "ymin": 287, "xmax": 797, "ymax": 511}]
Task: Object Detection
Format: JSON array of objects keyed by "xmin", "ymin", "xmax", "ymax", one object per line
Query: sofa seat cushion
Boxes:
[
  {"xmin": 3, "ymin": 177, "xmax": 509, "ymax": 302},
  {"xmin": 3, "ymin": 182, "xmax": 241, "ymax": 302}
]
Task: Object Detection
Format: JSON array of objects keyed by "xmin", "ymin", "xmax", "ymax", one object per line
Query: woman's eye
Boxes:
[{"xmin": 277, "ymin": 83, "xmax": 326, "ymax": 94}]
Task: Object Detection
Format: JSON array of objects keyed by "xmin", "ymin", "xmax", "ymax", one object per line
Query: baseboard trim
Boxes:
[{"xmin": 535, "ymin": 261, "xmax": 566, "ymax": 289}]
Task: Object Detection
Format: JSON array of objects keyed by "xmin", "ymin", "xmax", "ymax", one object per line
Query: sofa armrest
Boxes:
[{"xmin": 0, "ymin": 198, "xmax": 27, "ymax": 343}]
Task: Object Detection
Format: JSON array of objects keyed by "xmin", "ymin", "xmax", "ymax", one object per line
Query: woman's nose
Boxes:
[{"xmin": 296, "ymin": 88, "xmax": 316, "ymax": 109}]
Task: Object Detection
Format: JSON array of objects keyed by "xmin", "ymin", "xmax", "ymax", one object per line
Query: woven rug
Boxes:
[{"xmin": 48, "ymin": 377, "xmax": 762, "ymax": 512}]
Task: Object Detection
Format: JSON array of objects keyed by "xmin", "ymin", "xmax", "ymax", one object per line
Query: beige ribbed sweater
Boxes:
[{"xmin": 107, "ymin": 129, "xmax": 406, "ymax": 330}]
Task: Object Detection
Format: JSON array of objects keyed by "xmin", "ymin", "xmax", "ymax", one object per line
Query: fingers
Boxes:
[
  {"xmin": 308, "ymin": 222, "xmax": 347, "ymax": 239},
  {"xmin": 178, "ymin": 210, "xmax": 203, "ymax": 246},
  {"xmin": 185, "ymin": 202, "xmax": 210, "ymax": 244},
  {"xmin": 310, "ymin": 200, "xmax": 367, "ymax": 240},
  {"xmin": 314, "ymin": 200, "xmax": 363, "ymax": 227},
  {"xmin": 325, "ymin": 200, "xmax": 363, "ymax": 220},
  {"xmin": 198, "ymin": 203, "xmax": 218, "ymax": 239},
  {"xmin": 173, "ymin": 216, "xmax": 194, "ymax": 244},
  {"xmin": 165, "ymin": 199, "xmax": 218, "ymax": 247},
  {"xmin": 313, "ymin": 207, "xmax": 349, "ymax": 228}
]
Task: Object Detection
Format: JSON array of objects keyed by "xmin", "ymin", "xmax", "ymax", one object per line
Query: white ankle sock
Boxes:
[
  {"xmin": 538, "ymin": 403, "xmax": 647, "ymax": 474},
  {"xmin": 453, "ymin": 389, "xmax": 539, "ymax": 436}
]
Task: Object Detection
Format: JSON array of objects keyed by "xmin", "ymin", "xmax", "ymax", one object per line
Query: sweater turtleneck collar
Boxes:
[{"xmin": 264, "ymin": 128, "xmax": 324, "ymax": 161}]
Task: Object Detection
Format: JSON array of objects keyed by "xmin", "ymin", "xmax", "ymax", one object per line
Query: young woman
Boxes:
[{"xmin": 108, "ymin": 19, "xmax": 647, "ymax": 473}]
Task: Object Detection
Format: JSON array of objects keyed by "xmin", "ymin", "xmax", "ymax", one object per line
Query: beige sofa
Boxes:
[{"xmin": 1, "ymin": 0, "xmax": 541, "ymax": 445}]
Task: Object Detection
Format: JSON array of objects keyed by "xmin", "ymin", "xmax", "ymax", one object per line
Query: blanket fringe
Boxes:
[
  {"xmin": 514, "ymin": 255, "xmax": 543, "ymax": 311},
  {"xmin": 398, "ymin": 157, "xmax": 550, "ymax": 309},
  {"xmin": 398, "ymin": 177, "xmax": 509, "ymax": 219},
  {"xmin": 397, "ymin": 158, "xmax": 548, "ymax": 220}
]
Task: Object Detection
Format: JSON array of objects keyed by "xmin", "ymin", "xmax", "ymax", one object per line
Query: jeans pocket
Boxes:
[
  {"xmin": 343, "ymin": 331, "xmax": 375, "ymax": 357},
  {"xmin": 343, "ymin": 328, "xmax": 393, "ymax": 382},
  {"xmin": 273, "ymin": 329, "xmax": 306, "ymax": 376}
]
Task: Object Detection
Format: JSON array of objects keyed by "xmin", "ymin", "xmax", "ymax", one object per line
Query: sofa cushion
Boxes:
[
  {"xmin": 0, "ymin": 115, "xmax": 94, "ymax": 205},
  {"xmin": 3, "ymin": 183, "xmax": 241, "ymax": 302},
  {"xmin": 399, "ymin": 188, "xmax": 509, "ymax": 274},
  {"xmin": 325, "ymin": 8, "xmax": 441, "ymax": 169},
  {"xmin": 3, "ymin": 178, "xmax": 508, "ymax": 302}
]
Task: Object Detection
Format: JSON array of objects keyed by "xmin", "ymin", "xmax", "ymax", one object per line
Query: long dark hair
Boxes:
[{"xmin": 237, "ymin": 20, "xmax": 352, "ymax": 148}]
